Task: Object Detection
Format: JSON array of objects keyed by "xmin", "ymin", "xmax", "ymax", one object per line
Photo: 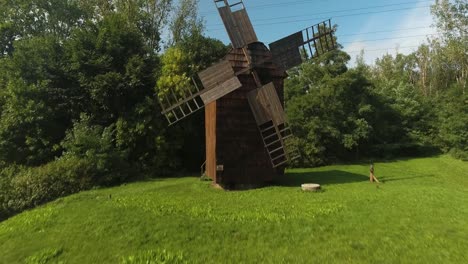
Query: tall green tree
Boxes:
[
  {"xmin": 0, "ymin": 0, "xmax": 87, "ymax": 56},
  {"xmin": 431, "ymin": 0, "xmax": 467, "ymax": 94},
  {"xmin": 285, "ymin": 50, "xmax": 386, "ymax": 165},
  {"xmin": 0, "ymin": 37, "xmax": 71, "ymax": 165}
]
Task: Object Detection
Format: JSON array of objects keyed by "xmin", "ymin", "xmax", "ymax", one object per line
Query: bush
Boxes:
[
  {"xmin": 61, "ymin": 114, "xmax": 132, "ymax": 186},
  {"xmin": 0, "ymin": 165, "xmax": 25, "ymax": 220},
  {"xmin": 449, "ymin": 148, "xmax": 468, "ymax": 161},
  {"xmin": 4, "ymin": 156, "xmax": 95, "ymax": 216},
  {"xmin": 0, "ymin": 115, "xmax": 135, "ymax": 220},
  {"xmin": 367, "ymin": 143, "xmax": 440, "ymax": 160}
]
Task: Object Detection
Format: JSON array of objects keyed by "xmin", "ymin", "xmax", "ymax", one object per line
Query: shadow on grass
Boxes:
[
  {"xmin": 276, "ymin": 170, "xmax": 368, "ymax": 186},
  {"xmin": 380, "ymin": 174, "xmax": 435, "ymax": 182}
]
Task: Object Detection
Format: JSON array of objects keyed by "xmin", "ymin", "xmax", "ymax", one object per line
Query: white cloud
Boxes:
[{"xmin": 344, "ymin": 0, "xmax": 437, "ymax": 66}]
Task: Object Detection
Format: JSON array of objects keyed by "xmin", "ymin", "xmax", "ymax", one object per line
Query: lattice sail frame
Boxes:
[{"xmin": 158, "ymin": 79, "xmax": 205, "ymax": 126}]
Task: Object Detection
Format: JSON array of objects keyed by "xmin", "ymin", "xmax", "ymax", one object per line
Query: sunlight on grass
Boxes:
[{"xmin": 0, "ymin": 156, "xmax": 467, "ymax": 263}]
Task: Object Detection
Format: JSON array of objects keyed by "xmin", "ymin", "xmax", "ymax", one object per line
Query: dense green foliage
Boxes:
[
  {"xmin": 0, "ymin": 0, "xmax": 227, "ymax": 219},
  {"xmin": 285, "ymin": 0, "xmax": 467, "ymax": 166},
  {"xmin": 0, "ymin": 156, "xmax": 467, "ymax": 263}
]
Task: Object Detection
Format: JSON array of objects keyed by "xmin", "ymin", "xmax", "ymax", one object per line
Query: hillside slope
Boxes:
[{"xmin": 0, "ymin": 156, "xmax": 467, "ymax": 263}]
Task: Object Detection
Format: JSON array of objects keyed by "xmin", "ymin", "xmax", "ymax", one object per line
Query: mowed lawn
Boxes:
[{"xmin": 0, "ymin": 156, "xmax": 467, "ymax": 263}]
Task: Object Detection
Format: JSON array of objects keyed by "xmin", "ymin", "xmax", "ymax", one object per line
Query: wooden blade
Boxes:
[
  {"xmin": 199, "ymin": 77, "xmax": 242, "ymax": 104},
  {"xmin": 198, "ymin": 60, "xmax": 236, "ymax": 90},
  {"xmin": 215, "ymin": 0, "xmax": 258, "ymax": 48},
  {"xmin": 246, "ymin": 82, "xmax": 286, "ymax": 126},
  {"xmin": 159, "ymin": 60, "xmax": 242, "ymax": 125},
  {"xmin": 269, "ymin": 19, "xmax": 336, "ymax": 71},
  {"xmin": 247, "ymin": 82, "xmax": 301, "ymax": 167},
  {"xmin": 198, "ymin": 60, "xmax": 242, "ymax": 104},
  {"xmin": 269, "ymin": 31, "xmax": 304, "ymax": 71}
]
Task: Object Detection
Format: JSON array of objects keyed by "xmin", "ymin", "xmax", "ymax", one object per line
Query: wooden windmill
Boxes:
[{"xmin": 158, "ymin": 0, "xmax": 337, "ymax": 188}]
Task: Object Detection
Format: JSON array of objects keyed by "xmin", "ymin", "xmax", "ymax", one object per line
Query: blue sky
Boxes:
[{"xmin": 198, "ymin": 0, "xmax": 437, "ymax": 65}]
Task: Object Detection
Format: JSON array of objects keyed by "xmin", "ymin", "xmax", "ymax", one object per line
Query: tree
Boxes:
[
  {"xmin": 435, "ymin": 87, "xmax": 468, "ymax": 159},
  {"xmin": 431, "ymin": 0, "xmax": 467, "ymax": 41},
  {"xmin": 170, "ymin": 0, "xmax": 201, "ymax": 45},
  {"xmin": 431, "ymin": 0, "xmax": 467, "ymax": 94},
  {"xmin": 0, "ymin": 0, "xmax": 87, "ymax": 56},
  {"xmin": 0, "ymin": 36, "xmax": 71, "ymax": 165},
  {"xmin": 285, "ymin": 49, "xmax": 387, "ymax": 165}
]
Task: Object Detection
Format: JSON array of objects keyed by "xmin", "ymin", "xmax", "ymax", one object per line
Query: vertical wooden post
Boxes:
[
  {"xmin": 205, "ymin": 101, "xmax": 217, "ymax": 183},
  {"xmin": 369, "ymin": 163, "xmax": 379, "ymax": 183}
]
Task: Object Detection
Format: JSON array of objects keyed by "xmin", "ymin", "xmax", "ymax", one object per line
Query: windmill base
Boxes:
[
  {"xmin": 213, "ymin": 169, "xmax": 284, "ymax": 190},
  {"xmin": 211, "ymin": 182, "xmax": 274, "ymax": 191}
]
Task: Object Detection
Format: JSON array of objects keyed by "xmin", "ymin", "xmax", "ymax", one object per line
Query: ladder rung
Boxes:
[
  {"xmin": 286, "ymin": 151, "xmax": 299, "ymax": 157},
  {"xmin": 272, "ymin": 159, "xmax": 288, "ymax": 168},
  {"xmin": 289, "ymin": 155, "xmax": 301, "ymax": 161},
  {"xmin": 269, "ymin": 146, "xmax": 285, "ymax": 155},
  {"xmin": 263, "ymin": 133, "xmax": 279, "ymax": 141},
  {"xmin": 272, "ymin": 153, "xmax": 286, "ymax": 161},
  {"xmin": 265, "ymin": 138, "xmax": 282, "ymax": 148},
  {"xmin": 260, "ymin": 125, "xmax": 275, "ymax": 133}
]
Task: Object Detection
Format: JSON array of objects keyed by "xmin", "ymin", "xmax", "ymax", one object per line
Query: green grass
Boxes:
[{"xmin": 0, "ymin": 156, "xmax": 467, "ymax": 263}]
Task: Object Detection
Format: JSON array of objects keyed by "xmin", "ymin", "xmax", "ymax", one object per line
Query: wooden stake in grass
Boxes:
[{"xmin": 370, "ymin": 163, "xmax": 380, "ymax": 183}]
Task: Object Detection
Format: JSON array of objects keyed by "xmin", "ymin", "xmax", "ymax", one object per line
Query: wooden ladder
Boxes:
[
  {"xmin": 258, "ymin": 121, "xmax": 301, "ymax": 168},
  {"xmin": 258, "ymin": 121, "xmax": 286, "ymax": 168}
]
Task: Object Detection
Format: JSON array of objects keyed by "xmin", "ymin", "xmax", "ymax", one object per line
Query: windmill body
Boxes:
[
  {"xmin": 158, "ymin": 0, "xmax": 337, "ymax": 189},
  {"xmin": 205, "ymin": 43, "xmax": 287, "ymax": 188}
]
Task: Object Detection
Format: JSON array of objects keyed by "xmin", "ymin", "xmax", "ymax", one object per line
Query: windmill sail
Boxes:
[
  {"xmin": 269, "ymin": 19, "xmax": 336, "ymax": 71},
  {"xmin": 215, "ymin": 0, "xmax": 258, "ymax": 48},
  {"xmin": 247, "ymin": 82, "xmax": 300, "ymax": 167},
  {"xmin": 159, "ymin": 60, "xmax": 242, "ymax": 125},
  {"xmin": 198, "ymin": 60, "xmax": 242, "ymax": 104}
]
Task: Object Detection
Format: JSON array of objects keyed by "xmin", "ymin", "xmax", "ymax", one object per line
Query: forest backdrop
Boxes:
[{"xmin": 0, "ymin": 0, "xmax": 466, "ymax": 219}]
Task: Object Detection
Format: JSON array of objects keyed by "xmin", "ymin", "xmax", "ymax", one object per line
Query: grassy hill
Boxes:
[{"xmin": 0, "ymin": 156, "xmax": 467, "ymax": 263}]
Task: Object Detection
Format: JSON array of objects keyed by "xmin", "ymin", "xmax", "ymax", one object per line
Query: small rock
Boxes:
[{"xmin": 301, "ymin": 183, "xmax": 321, "ymax": 192}]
